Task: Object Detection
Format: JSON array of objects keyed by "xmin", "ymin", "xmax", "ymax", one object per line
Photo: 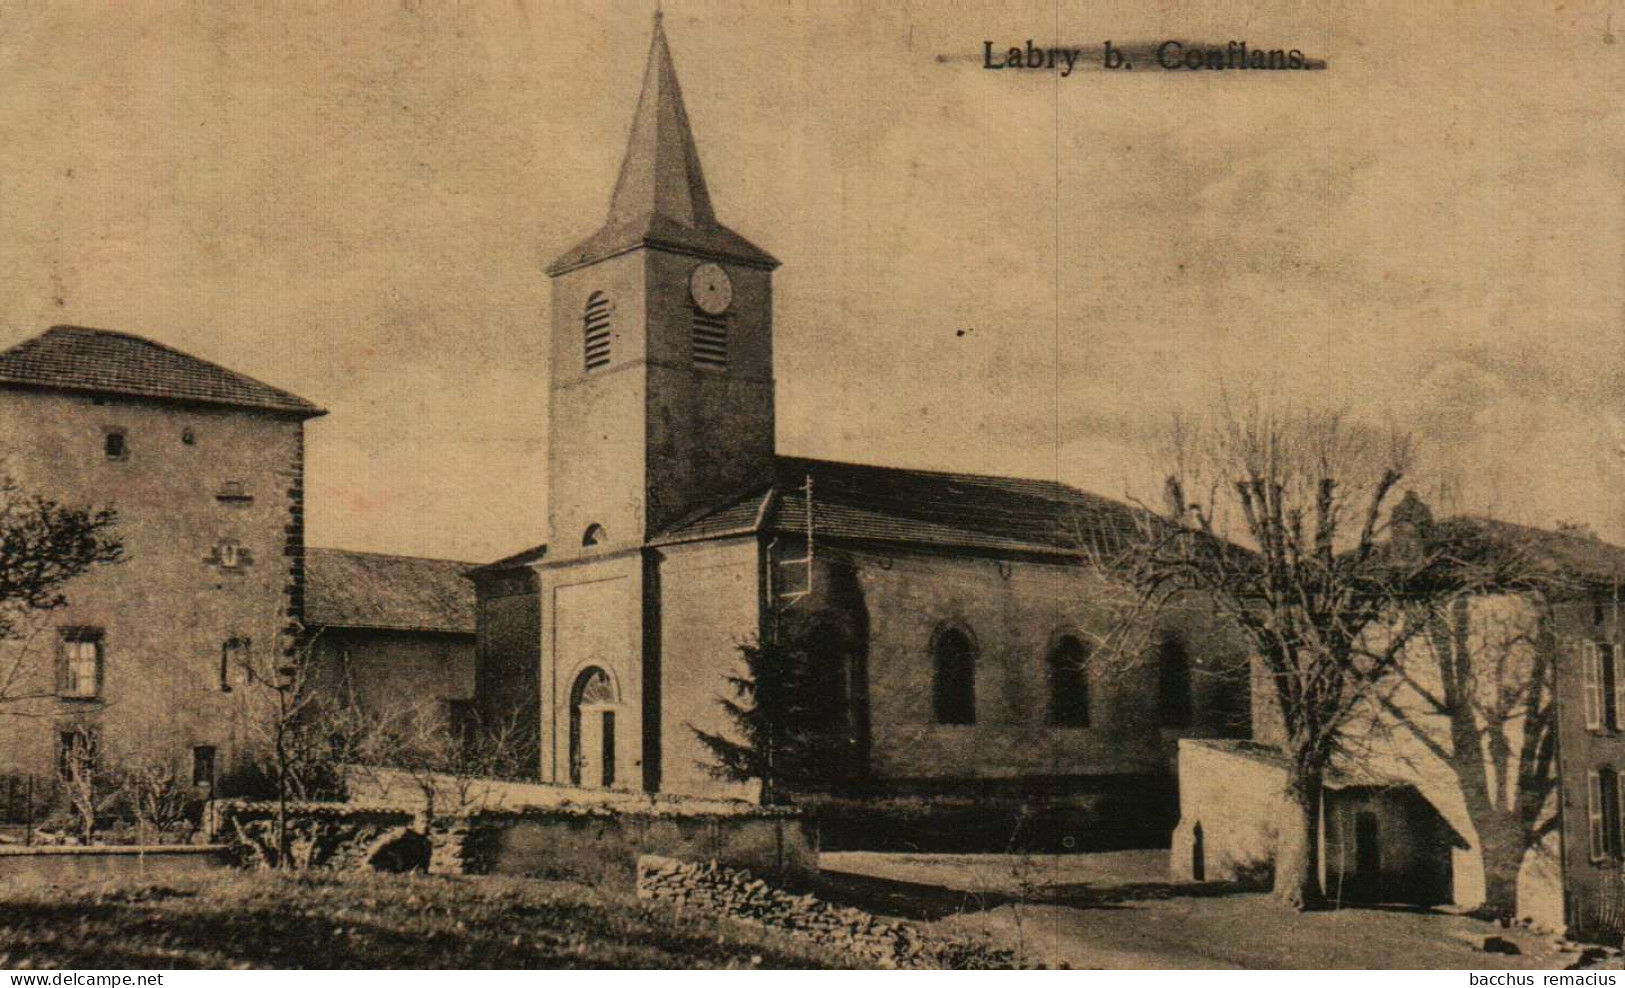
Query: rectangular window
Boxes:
[
  {"xmin": 192, "ymin": 745, "xmax": 216, "ymax": 787},
  {"xmin": 103, "ymin": 430, "xmax": 127, "ymax": 460},
  {"xmin": 1608, "ymin": 644, "xmax": 1623, "ymax": 733},
  {"xmin": 1586, "ymin": 641, "xmax": 1621, "ymax": 732},
  {"xmin": 1590, "ymin": 769, "xmax": 1606, "ymax": 860},
  {"xmin": 691, "ymin": 309, "xmax": 728, "ymax": 370},
  {"xmin": 1592, "ymin": 768, "xmax": 1625, "ymax": 860},
  {"xmin": 1606, "ymin": 770, "xmax": 1623, "ymax": 859},
  {"xmin": 56, "ymin": 629, "xmax": 103, "ymax": 699},
  {"xmin": 219, "ymin": 637, "xmax": 253, "ymax": 691},
  {"xmin": 1585, "ymin": 642, "xmax": 1605, "ymax": 730}
]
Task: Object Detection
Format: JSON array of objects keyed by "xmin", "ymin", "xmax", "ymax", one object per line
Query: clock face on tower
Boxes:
[{"xmin": 689, "ymin": 262, "xmax": 733, "ymax": 315}]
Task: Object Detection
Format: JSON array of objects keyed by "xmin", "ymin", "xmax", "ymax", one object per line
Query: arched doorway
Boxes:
[{"xmin": 568, "ymin": 666, "xmax": 618, "ymax": 788}]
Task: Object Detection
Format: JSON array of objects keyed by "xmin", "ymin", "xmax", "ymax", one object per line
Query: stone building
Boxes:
[
  {"xmin": 304, "ymin": 548, "xmax": 478, "ymax": 733},
  {"xmin": 1172, "ymin": 501, "xmax": 1625, "ymax": 937},
  {"xmin": 472, "ymin": 14, "xmax": 1251, "ymax": 844},
  {"xmin": 0, "ymin": 325, "xmax": 322, "ymax": 793}
]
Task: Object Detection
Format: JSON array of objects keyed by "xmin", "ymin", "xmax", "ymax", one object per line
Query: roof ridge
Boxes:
[
  {"xmin": 778, "ymin": 454, "xmax": 1103, "ymax": 500},
  {"xmin": 0, "ymin": 325, "xmax": 324, "ymax": 416},
  {"xmin": 307, "ymin": 545, "xmax": 480, "ymax": 567},
  {"xmin": 41, "ymin": 325, "xmax": 318, "ymax": 411}
]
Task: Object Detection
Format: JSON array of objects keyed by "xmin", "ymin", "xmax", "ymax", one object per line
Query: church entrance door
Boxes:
[{"xmin": 568, "ymin": 667, "xmax": 618, "ymax": 788}]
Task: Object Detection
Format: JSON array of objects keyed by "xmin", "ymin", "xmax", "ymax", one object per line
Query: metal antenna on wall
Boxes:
[{"xmin": 775, "ymin": 474, "xmax": 815, "ymax": 608}]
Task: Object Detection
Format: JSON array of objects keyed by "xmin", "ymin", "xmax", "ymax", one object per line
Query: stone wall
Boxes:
[
  {"xmin": 214, "ymin": 791, "xmax": 815, "ymax": 887},
  {"xmin": 462, "ymin": 806, "xmax": 816, "ymax": 886},
  {"xmin": 310, "ymin": 627, "xmax": 476, "ymax": 725},
  {"xmin": 1170, "ymin": 739, "xmax": 1285, "ymax": 884},
  {"xmin": 0, "ymin": 845, "xmax": 231, "ymax": 886},
  {"xmin": 0, "ymin": 388, "xmax": 308, "ymax": 784},
  {"xmin": 636, "ymin": 855, "xmax": 1012, "ymax": 969}
]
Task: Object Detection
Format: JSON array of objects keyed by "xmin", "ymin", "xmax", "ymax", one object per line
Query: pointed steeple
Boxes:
[
  {"xmin": 548, "ymin": 12, "xmax": 777, "ymax": 276},
  {"xmin": 606, "ymin": 11, "xmax": 715, "ymax": 230}
]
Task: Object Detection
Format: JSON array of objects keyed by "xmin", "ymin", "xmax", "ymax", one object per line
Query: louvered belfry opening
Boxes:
[
  {"xmin": 583, "ymin": 291, "xmax": 612, "ymax": 370},
  {"xmin": 691, "ymin": 305, "xmax": 728, "ymax": 370}
]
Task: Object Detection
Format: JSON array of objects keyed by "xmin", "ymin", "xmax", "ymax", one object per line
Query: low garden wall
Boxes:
[
  {"xmin": 0, "ymin": 844, "xmax": 231, "ymax": 886},
  {"xmin": 458, "ymin": 804, "xmax": 817, "ymax": 886},
  {"xmin": 212, "ymin": 794, "xmax": 818, "ymax": 885}
]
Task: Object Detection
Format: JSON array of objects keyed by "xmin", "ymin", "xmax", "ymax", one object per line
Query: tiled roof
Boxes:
[
  {"xmin": 305, "ymin": 548, "xmax": 478, "ymax": 635},
  {"xmin": 1430, "ymin": 516, "xmax": 1625, "ymax": 592},
  {"xmin": 0, "ymin": 326, "xmax": 324, "ymax": 417},
  {"xmin": 652, "ymin": 456, "xmax": 1146, "ymax": 557},
  {"xmin": 468, "ymin": 541, "xmax": 549, "ymax": 576}
]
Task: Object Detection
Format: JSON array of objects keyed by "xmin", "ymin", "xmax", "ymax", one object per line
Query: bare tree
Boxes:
[
  {"xmin": 1372, "ymin": 532, "xmax": 1565, "ymax": 920},
  {"xmin": 1101, "ymin": 400, "xmax": 1462, "ymax": 909},
  {"xmin": 0, "ymin": 472, "xmax": 123, "ymax": 710},
  {"xmin": 58, "ymin": 725, "xmax": 116, "ymax": 843},
  {"xmin": 232, "ymin": 632, "xmax": 374, "ymax": 865},
  {"xmin": 356, "ymin": 700, "xmax": 535, "ymax": 818},
  {"xmin": 118, "ymin": 758, "xmax": 195, "ymax": 843}
]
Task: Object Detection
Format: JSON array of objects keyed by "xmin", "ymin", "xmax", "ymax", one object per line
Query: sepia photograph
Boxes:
[{"xmin": 0, "ymin": 0, "xmax": 1621, "ymax": 972}]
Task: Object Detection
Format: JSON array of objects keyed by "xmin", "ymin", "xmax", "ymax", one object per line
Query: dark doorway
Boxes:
[
  {"xmin": 1355, "ymin": 810, "xmax": 1381, "ymax": 893},
  {"xmin": 601, "ymin": 710, "xmax": 616, "ymax": 788},
  {"xmin": 1191, "ymin": 822, "xmax": 1206, "ymax": 882}
]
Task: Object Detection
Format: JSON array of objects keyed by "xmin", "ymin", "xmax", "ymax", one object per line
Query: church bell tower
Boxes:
[{"xmin": 544, "ymin": 12, "xmax": 778, "ymax": 561}]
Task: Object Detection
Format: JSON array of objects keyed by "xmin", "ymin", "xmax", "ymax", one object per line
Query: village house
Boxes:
[
  {"xmin": 1172, "ymin": 496, "xmax": 1625, "ymax": 938},
  {"xmin": 470, "ymin": 13, "xmax": 1251, "ymax": 847},
  {"xmin": 304, "ymin": 547, "xmax": 479, "ymax": 734},
  {"xmin": 0, "ymin": 325, "xmax": 322, "ymax": 794},
  {"xmin": 0, "ymin": 327, "xmax": 480, "ymax": 812}
]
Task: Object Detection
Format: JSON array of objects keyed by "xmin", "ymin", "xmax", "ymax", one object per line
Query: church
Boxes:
[{"xmin": 471, "ymin": 14, "xmax": 1249, "ymax": 842}]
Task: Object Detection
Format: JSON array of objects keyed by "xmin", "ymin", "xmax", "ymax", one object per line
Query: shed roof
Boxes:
[
  {"xmin": 0, "ymin": 326, "xmax": 324, "ymax": 417},
  {"xmin": 305, "ymin": 548, "xmax": 478, "ymax": 635}
]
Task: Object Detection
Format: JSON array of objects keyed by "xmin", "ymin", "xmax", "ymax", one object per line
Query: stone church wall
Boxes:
[
  {"xmin": 538, "ymin": 553, "xmax": 645, "ymax": 790},
  {"xmin": 654, "ymin": 536, "xmax": 764, "ymax": 801},
  {"xmin": 820, "ymin": 546, "xmax": 1249, "ymax": 784},
  {"xmin": 471, "ymin": 567, "xmax": 540, "ymax": 776}
]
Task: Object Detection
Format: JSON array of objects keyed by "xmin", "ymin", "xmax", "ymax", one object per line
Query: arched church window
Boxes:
[
  {"xmin": 1047, "ymin": 635, "xmax": 1090, "ymax": 727},
  {"xmin": 582, "ymin": 524, "xmax": 605, "ymax": 548},
  {"xmin": 931, "ymin": 626, "xmax": 976, "ymax": 725},
  {"xmin": 691, "ymin": 307, "xmax": 729, "ymax": 371},
  {"xmin": 1158, "ymin": 632, "xmax": 1193, "ymax": 728},
  {"xmin": 583, "ymin": 292, "xmax": 612, "ymax": 371}
]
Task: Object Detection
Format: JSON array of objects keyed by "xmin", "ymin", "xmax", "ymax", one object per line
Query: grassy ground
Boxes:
[
  {"xmin": 821, "ymin": 851, "xmax": 1591, "ymax": 970},
  {"xmin": 0, "ymin": 870, "xmax": 851, "ymax": 969}
]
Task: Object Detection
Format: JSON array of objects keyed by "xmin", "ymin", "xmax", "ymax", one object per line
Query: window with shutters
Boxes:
[
  {"xmin": 56, "ymin": 628, "xmax": 103, "ymax": 700},
  {"xmin": 691, "ymin": 306, "xmax": 729, "ymax": 371},
  {"xmin": 1591, "ymin": 767, "xmax": 1624, "ymax": 861},
  {"xmin": 1582, "ymin": 640, "xmax": 1621, "ymax": 732},
  {"xmin": 583, "ymin": 291, "xmax": 612, "ymax": 371}
]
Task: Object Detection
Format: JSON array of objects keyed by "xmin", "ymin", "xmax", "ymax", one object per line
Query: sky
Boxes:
[{"xmin": 0, "ymin": 1, "xmax": 1621, "ymax": 562}]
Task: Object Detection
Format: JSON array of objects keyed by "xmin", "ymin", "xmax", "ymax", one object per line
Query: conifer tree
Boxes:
[{"xmin": 693, "ymin": 631, "xmax": 845, "ymax": 805}]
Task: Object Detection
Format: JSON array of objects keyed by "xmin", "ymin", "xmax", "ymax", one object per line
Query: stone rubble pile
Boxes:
[{"xmin": 636, "ymin": 855, "xmax": 1013, "ymax": 969}]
